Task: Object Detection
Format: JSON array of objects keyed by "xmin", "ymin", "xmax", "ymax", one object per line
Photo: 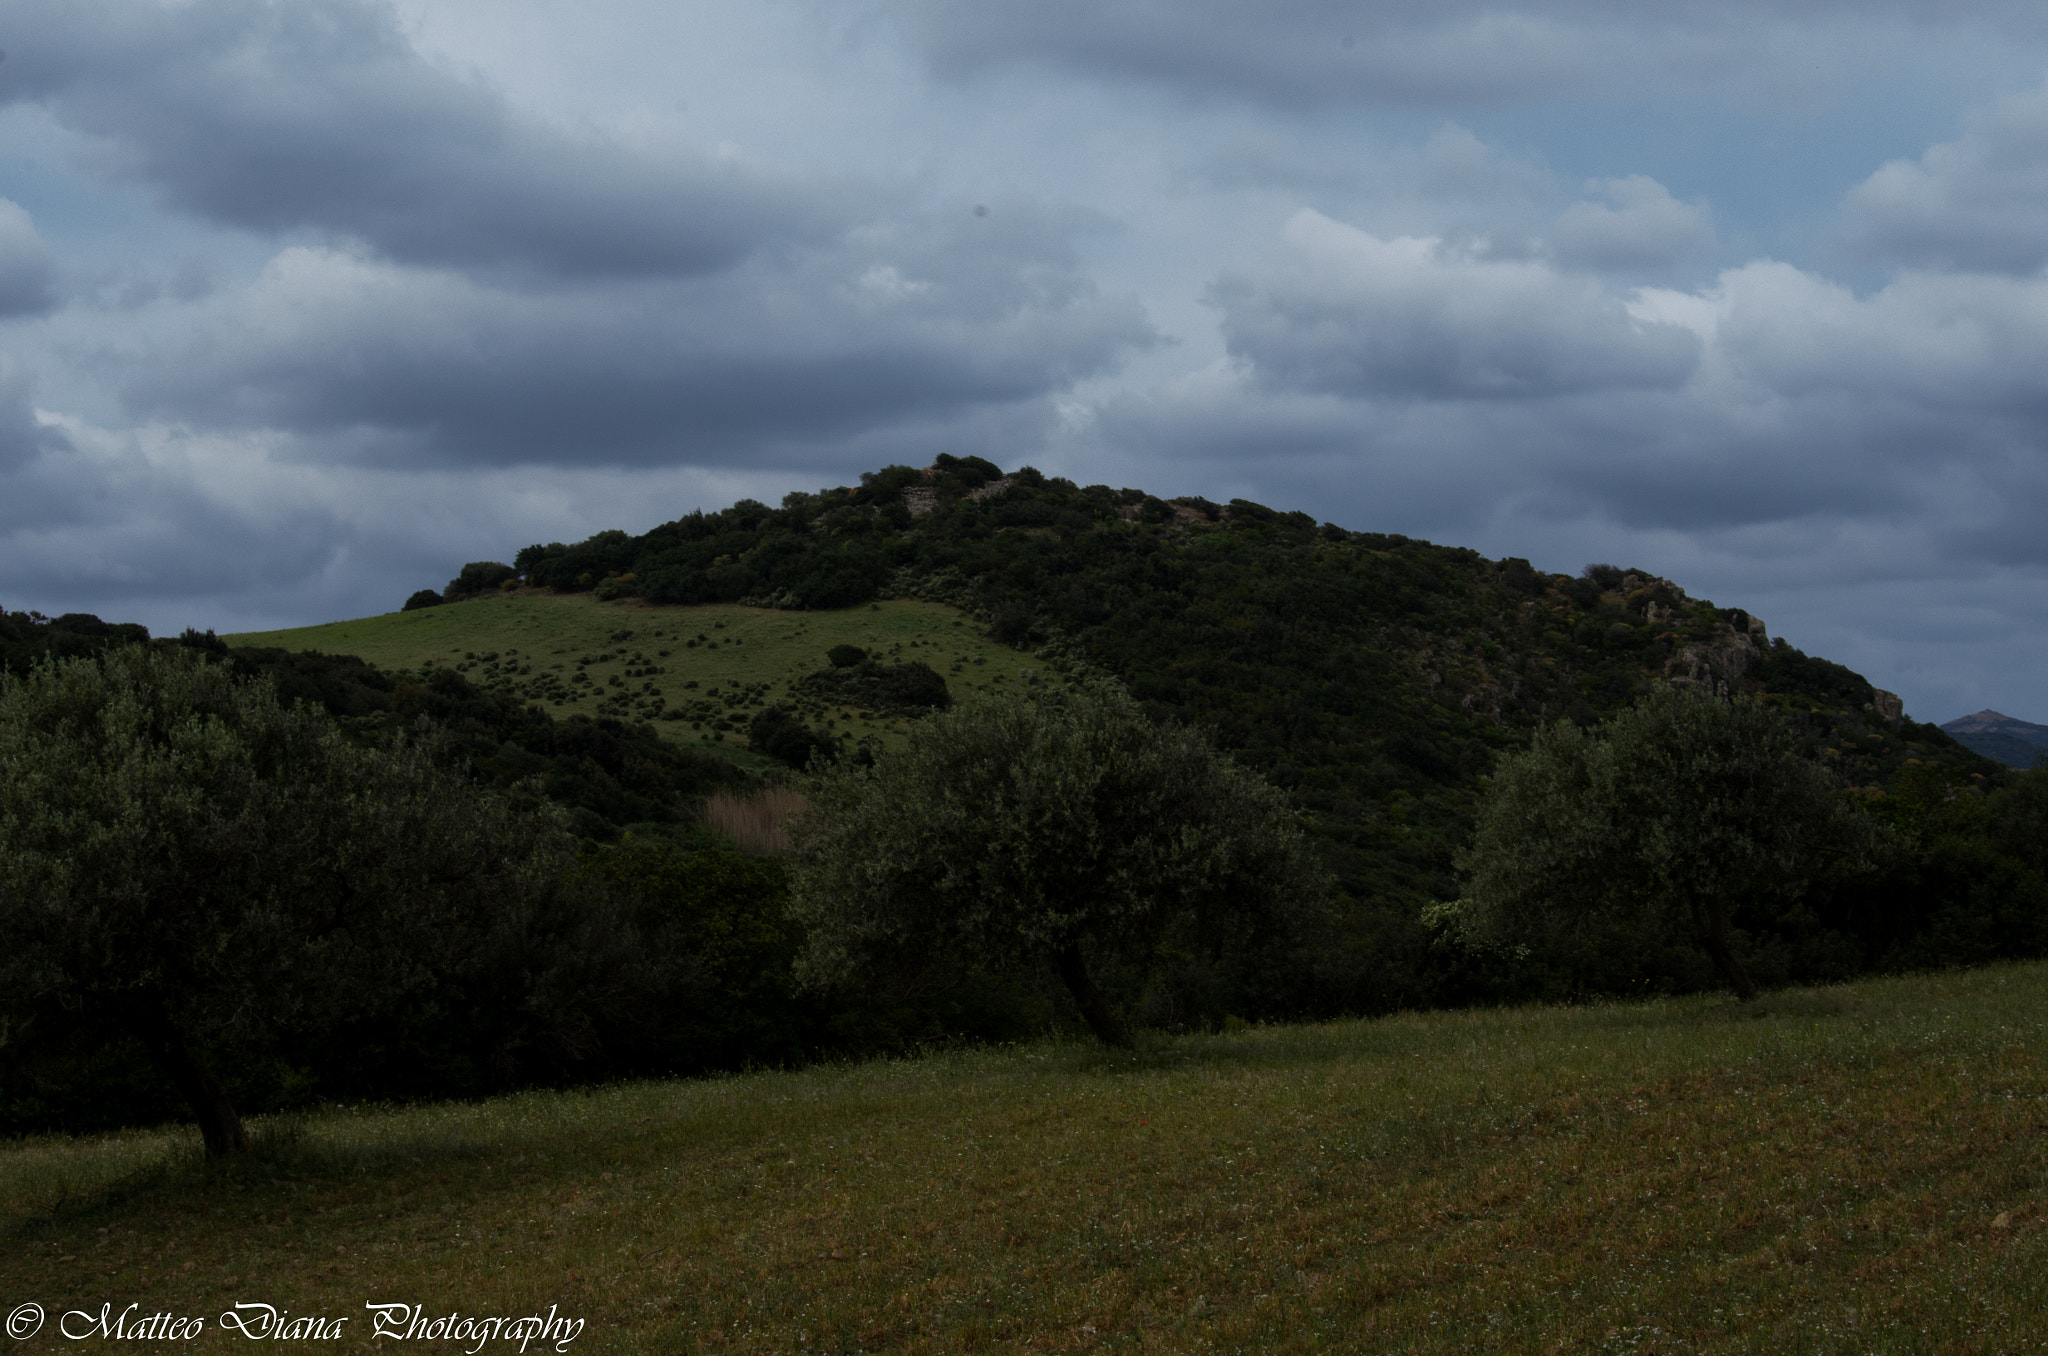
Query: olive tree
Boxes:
[
  {"xmin": 784, "ymin": 678, "xmax": 1327, "ymax": 1046},
  {"xmin": 0, "ymin": 645, "xmax": 611, "ymax": 1155},
  {"xmin": 1455, "ymin": 684, "xmax": 1872, "ymax": 1001}
]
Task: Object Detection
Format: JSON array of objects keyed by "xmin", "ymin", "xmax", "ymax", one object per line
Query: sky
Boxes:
[{"xmin": 3, "ymin": 1, "xmax": 2048, "ymax": 724}]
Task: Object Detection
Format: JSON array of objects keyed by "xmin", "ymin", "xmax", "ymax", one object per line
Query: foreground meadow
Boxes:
[{"xmin": 3, "ymin": 965, "xmax": 2045, "ymax": 1354}]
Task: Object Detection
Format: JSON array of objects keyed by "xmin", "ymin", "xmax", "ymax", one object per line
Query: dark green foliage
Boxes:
[
  {"xmin": 0, "ymin": 646, "xmax": 634, "ymax": 1150},
  {"xmin": 931, "ymin": 452, "xmax": 1003, "ymax": 486},
  {"xmin": 797, "ymin": 659, "xmax": 951, "ymax": 714},
  {"xmin": 220, "ymin": 645, "xmax": 746, "ymax": 838},
  {"xmin": 577, "ymin": 834, "xmax": 811, "ymax": 1075},
  {"xmin": 444, "ymin": 560, "xmax": 517, "ymax": 601},
  {"xmin": 787, "ymin": 680, "xmax": 1332, "ymax": 1046},
  {"xmin": 827, "ymin": 644, "xmax": 867, "ymax": 668},
  {"xmin": 749, "ymin": 706, "xmax": 838, "ymax": 769},
  {"xmin": 0, "ymin": 607, "xmax": 150, "ymax": 674},
  {"xmin": 1455, "ymin": 687, "xmax": 1880, "ymax": 1000},
  {"xmin": 404, "ymin": 588, "xmax": 445, "ymax": 610},
  {"xmin": 1991, "ymin": 765, "xmax": 2048, "ymax": 876},
  {"xmin": 1755, "ymin": 638, "xmax": 1877, "ymax": 709},
  {"xmin": 1835, "ymin": 764, "xmax": 2048, "ymax": 973}
]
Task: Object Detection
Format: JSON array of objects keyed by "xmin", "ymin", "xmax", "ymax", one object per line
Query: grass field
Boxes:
[
  {"xmin": 4, "ymin": 964, "xmax": 2045, "ymax": 1353},
  {"xmin": 225, "ymin": 592, "xmax": 1046, "ymax": 762}
]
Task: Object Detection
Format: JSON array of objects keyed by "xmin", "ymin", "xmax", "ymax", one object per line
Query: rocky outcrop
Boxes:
[{"xmin": 1664, "ymin": 627, "xmax": 1764, "ymax": 694}]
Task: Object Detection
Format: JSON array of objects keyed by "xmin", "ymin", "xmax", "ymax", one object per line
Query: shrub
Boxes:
[
  {"xmin": 444, "ymin": 561, "xmax": 517, "ymax": 600},
  {"xmin": 747, "ymin": 708, "xmax": 837, "ymax": 771},
  {"xmin": 797, "ymin": 661, "xmax": 950, "ymax": 715}
]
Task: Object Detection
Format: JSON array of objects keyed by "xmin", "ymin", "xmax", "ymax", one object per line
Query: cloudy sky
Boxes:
[{"xmin": 4, "ymin": 0, "xmax": 2048, "ymax": 723}]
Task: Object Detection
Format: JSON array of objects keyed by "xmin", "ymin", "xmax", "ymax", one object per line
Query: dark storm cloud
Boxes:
[
  {"xmin": 0, "ymin": 0, "xmax": 846, "ymax": 279},
  {"xmin": 0, "ymin": 353, "xmax": 67, "ymax": 478},
  {"xmin": 0, "ymin": 0, "xmax": 1153, "ymax": 468},
  {"xmin": 118, "ymin": 204, "xmax": 1155, "ymax": 467},
  {"xmin": 887, "ymin": 0, "xmax": 2032, "ymax": 107}
]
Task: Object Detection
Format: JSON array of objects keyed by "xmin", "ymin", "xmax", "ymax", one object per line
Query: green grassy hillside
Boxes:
[
  {"xmin": 6, "ymin": 963, "xmax": 2044, "ymax": 1353},
  {"xmin": 228, "ymin": 593, "xmax": 1046, "ymax": 760}
]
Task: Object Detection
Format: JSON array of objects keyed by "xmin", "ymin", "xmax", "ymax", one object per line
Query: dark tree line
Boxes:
[{"xmin": 0, "ymin": 604, "xmax": 2043, "ymax": 1145}]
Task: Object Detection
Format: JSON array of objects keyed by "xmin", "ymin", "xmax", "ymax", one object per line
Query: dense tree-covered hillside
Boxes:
[{"xmin": 493, "ymin": 457, "xmax": 2001, "ymax": 909}]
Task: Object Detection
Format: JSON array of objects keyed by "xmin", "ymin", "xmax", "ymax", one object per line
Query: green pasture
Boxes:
[
  {"xmin": 226, "ymin": 593, "xmax": 1045, "ymax": 759},
  {"xmin": 5, "ymin": 964, "xmax": 2046, "ymax": 1353}
]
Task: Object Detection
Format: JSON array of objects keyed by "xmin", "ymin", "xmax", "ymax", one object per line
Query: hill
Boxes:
[
  {"xmin": 1941, "ymin": 709, "xmax": 2048, "ymax": 769},
  {"xmin": 373, "ymin": 456, "xmax": 2002, "ymax": 911},
  {"xmin": 3, "ymin": 470, "xmax": 2041, "ymax": 1127}
]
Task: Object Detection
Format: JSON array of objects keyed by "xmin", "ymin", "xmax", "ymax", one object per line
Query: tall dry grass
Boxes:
[{"xmin": 703, "ymin": 785, "xmax": 807, "ymax": 854}]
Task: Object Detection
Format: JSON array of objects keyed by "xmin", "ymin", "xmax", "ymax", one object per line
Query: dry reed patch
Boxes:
[{"xmin": 703, "ymin": 786, "xmax": 807, "ymax": 854}]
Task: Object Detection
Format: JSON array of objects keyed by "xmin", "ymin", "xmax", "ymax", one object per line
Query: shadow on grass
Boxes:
[{"xmin": 0, "ymin": 1106, "xmax": 513, "ymax": 1236}]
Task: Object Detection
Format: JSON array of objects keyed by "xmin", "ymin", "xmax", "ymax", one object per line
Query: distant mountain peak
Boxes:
[{"xmin": 1940, "ymin": 709, "xmax": 2048, "ymax": 768}]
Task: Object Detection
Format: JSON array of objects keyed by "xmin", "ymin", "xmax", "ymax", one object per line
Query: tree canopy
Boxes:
[
  {"xmin": 1455, "ymin": 684, "xmax": 1875, "ymax": 1001},
  {"xmin": 0, "ymin": 645, "xmax": 623, "ymax": 1154},
  {"xmin": 785, "ymin": 678, "xmax": 1329, "ymax": 1046}
]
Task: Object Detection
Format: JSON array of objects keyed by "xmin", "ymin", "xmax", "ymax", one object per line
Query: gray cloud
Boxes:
[
  {"xmin": 1213, "ymin": 210, "xmax": 1699, "ymax": 401},
  {"xmin": 0, "ymin": 354, "xmax": 70, "ymax": 483},
  {"xmin": 0, "ymin": 200, "xmax": 56, "ymax": 316},
  {"xmin": 1844, "ymin": 80, "xmax": 2048, "ymax": 273},
  {"xmin": 1551, "ymin": 177, "xmax": 1714, "ymax": 276},
  {"xmin": 1082, "ymin": 217, "xmax": 2048, "ymax": 573},
  {"xmin": 0, "ymin": 0, "xmax": 1152, "ymax": 471},
  {"xmin": 886, "ymin": 0, "xmax": 2031, "ymax": 107},
  {"xmin": 0, "ymin": 0, "xmax": 848, "ymax": 280},
  {"xmin": 0, "ymin": 402, "xmax": 838, "ymax": 634},
  {"xmin": 114, "ymin": 203, "xmax": 1154, "ymax": 467}
]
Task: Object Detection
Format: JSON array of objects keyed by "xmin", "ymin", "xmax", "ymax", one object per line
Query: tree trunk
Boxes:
[
  {"xmin": 1695, "ymin": 900, "xmax": 1759, "ymax": 1003},
  {"xmin": 128, "ymin": 1008, "xmax": 248, "ymax": 1157},
  {"xmin": 1052, "ymin": 943, "xmax": 1133, "ymax": 1049}
]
